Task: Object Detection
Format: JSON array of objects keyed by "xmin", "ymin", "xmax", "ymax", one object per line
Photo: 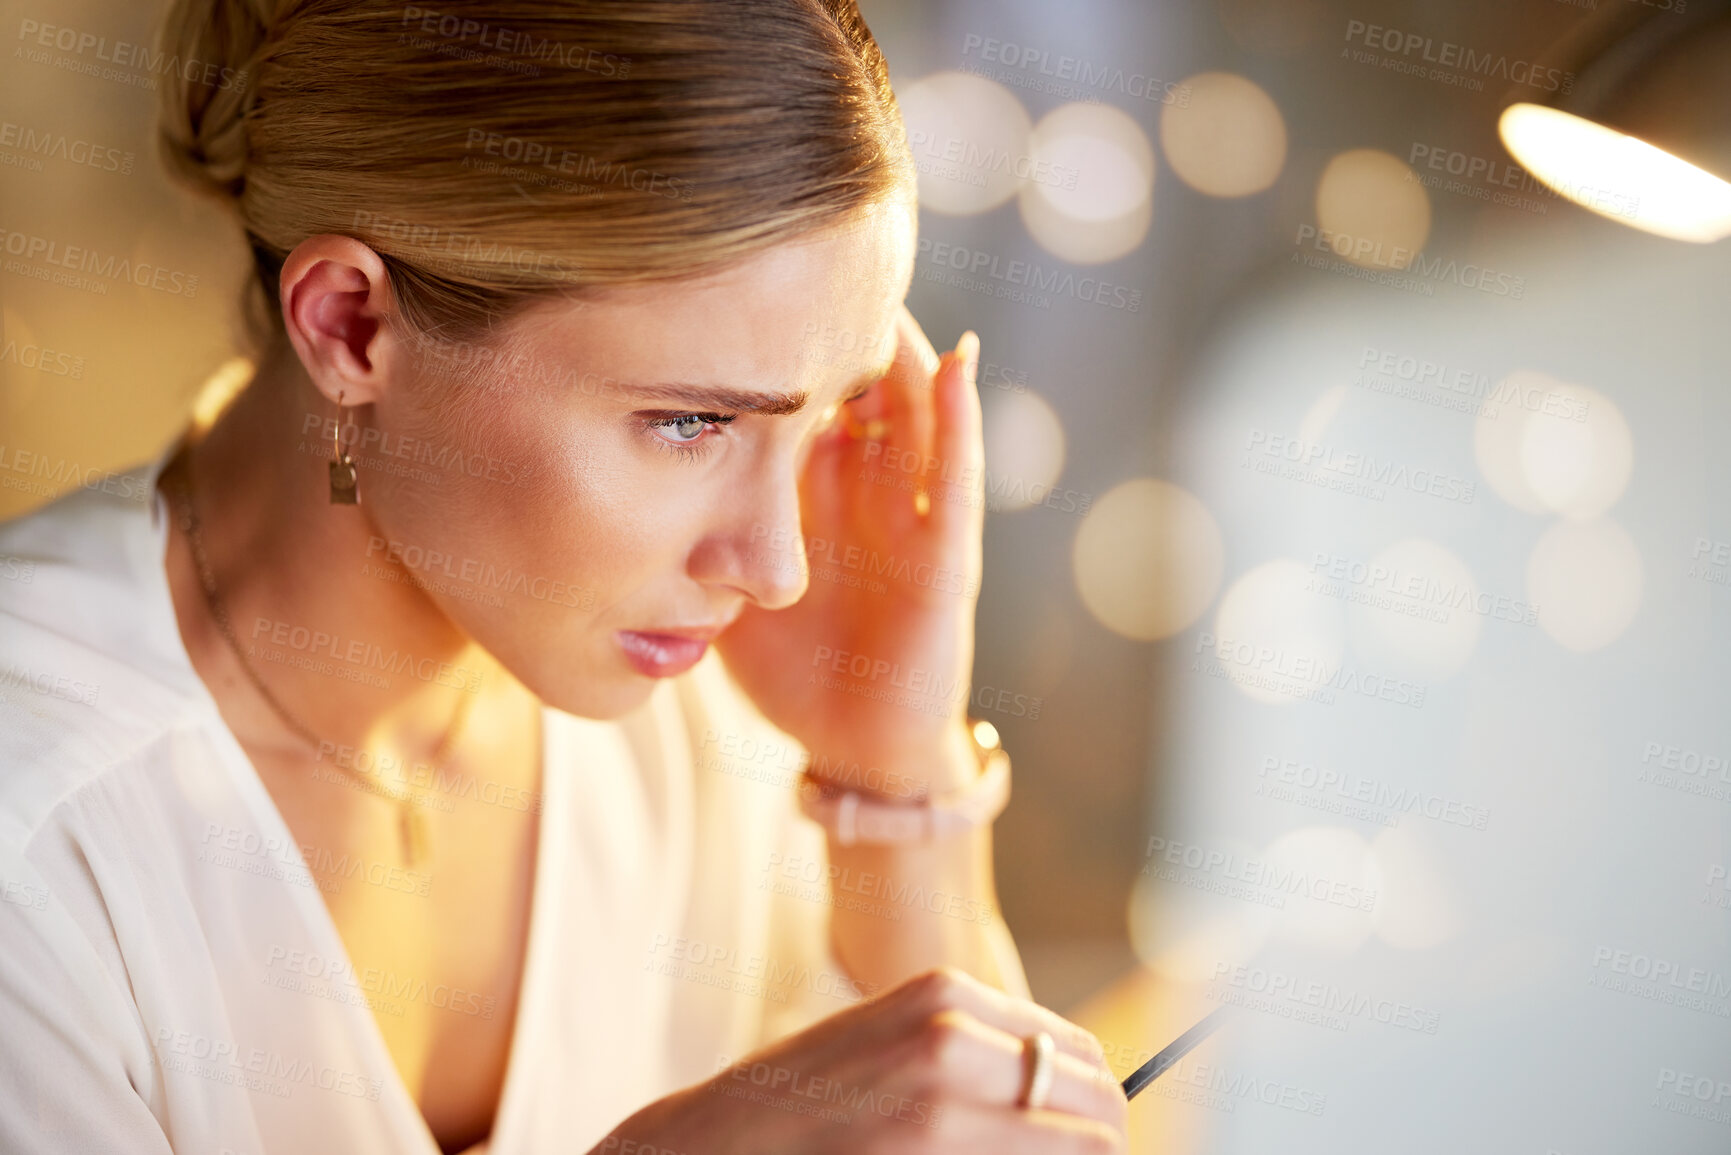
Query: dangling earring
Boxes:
[{"xmin": 329, "ymin": 391, "xmax": 359, "ymax": 504}]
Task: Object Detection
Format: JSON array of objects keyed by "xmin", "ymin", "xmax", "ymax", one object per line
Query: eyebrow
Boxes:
[{"xmin": 621, "ymin": 369, "xmax": 884, "ymax": 415}]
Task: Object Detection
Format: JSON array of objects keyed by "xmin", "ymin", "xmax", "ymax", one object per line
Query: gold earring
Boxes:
[{"xmin": 329, "ymin": 391, "xmax": 359, "ymax": 504}]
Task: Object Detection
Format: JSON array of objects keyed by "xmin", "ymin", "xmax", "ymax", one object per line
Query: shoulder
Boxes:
[{"xmin": 0, "ymin": 461, "xmax": 208, "ymax": 851}]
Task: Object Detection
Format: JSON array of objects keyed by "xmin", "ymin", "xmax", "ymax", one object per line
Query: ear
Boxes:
[{"xmin": 278, "ymin": 234, "xmax": 403, "ymax": 409}]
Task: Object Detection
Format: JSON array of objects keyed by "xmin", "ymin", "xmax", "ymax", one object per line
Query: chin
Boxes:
[{"xmin": 533, "ymin": 668, "xmax": 660, "ymax": 721}]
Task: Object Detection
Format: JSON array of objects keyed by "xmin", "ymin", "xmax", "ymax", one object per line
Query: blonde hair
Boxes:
[{"xmin": 157, "ymin": 0, "xmax": 915, "ymax": 354}]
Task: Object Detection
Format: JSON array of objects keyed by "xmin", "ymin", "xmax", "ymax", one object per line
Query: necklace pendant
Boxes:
[
  {"xmin": 329, "ymin": 456, "xmax": 359, "ymax": 504},
  {"xmin": 400, "ymin": 804, "xmax": 428, "ymax": 867}
]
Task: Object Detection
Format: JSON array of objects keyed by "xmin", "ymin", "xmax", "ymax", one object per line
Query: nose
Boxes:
[{"xmin": 687, "ymin": 459, "xmax": 809, "ymax": 611}]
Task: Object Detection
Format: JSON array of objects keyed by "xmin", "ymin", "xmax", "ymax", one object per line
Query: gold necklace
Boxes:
[{"xmin": 163, "ymin": 446, "xmax": 471, "ymax": 867}]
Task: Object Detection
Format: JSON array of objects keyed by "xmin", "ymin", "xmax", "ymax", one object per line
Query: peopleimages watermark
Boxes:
[
  {"xmin": 1305, "ymin": 550, "xmax": 1538, "ymax": 627},
  {"xmin": 0, "ymin": 117, "xmax": 133, "ymax": 177},
  {"xmin": 397, "ymin": 6, "xmax": 629, "ymax": 77},
  {"xmin": 1687, "ymin": 537, "xmax": 1731, "ymax": 590},
  {"xmin": 1703, "ymin": 864, "xmax": 1731, "ymax": 913},
  {"xmin": 1636, "ymin": 738, "xmax": 1731, "ymax": 805},
  {"xmin": 1242, "ymin": 428, "xmax": 1477, "ymax": 507},
  {"xmin": 1588, "ymin": 945, "xmax": 1731, "ymax": 1018},
  {"xmin": 710, "ymin": 1055, "xmax": 943, "ymax": 1130},
  {"xmin": 263, "ymin": 944, "xmax": 498, "ymax": 1019},
  {"xmin": 915, "ymin": 238, "xmax": 1143, "ymax": 313},
  {"xmin": 794, "ymin": 320, "xmax": 1032, "ymax": 398},
  {"xmin": 809, "ymin": 644, "xmax": 1045, "ymax": 721},
  {"xmin": 905, "ymin": 127, "xmax": 1079, "ymax": 193},
  {"xmin": 1406, "ymin": 142, "xmax": 1639, "ymax": 221},
  {"xmin": 298, "ymin": 412, "xmax": 534, "ymax": 489},
  {"xmin": 1353, "ymin": 345, "xmax": 1589, "ymax": 423},
  {"xmin": 0, "ymin": 222, "xmax": 201, "ymax": 298},
  {"xmin": 15, "ymin": 18, "xmax": 248, "ymax": 92},
  {"xmin": 461, "ymin": 129, "xmax": 693, "ymax": 201},
  {"xmin": 1141, "ymin": 835, "xmax": 1379, "ymax": 913},
  {"xmin": 363, "ymin": 534, "xmax": 597, "ymax": 611},
  {"xmin": 197, "ymin": 822, "xmax": 434, "ymax": 899},
  {"xmin": 1191, "ymin": 631, "xmax": 1428, "ymax": 710},
  {"xmin": 860, "ymin": 442, "xmax": 1093, "ymax": 518},
  {"xmin": 350, "ymin": 209, "xmax": 579, "ymax": 282},
  {"xmin": 1654, "ymin": 1066, "xmax": 1731, "ymax": 1128},
  {"xmin": 1292, "ymin": 225, "xmax": 1528, "ymax": 299},
  {"xmin": 747, "ymin": 524, "xmax": 980, "ymax": 601},
  {"xmin": 0, "ymin": 335, "xmax": 85, "ymax": 379},
  {"xmin": 1254, "ymin": 755, "xmax": 1491, "ymax": 832},
  {"xmin": 1206, "ymin": 961, "xmax": 1441, "ymax": 1034},
  {"xmin": 248, "ymin": 615, "xmax": 486, "ymax": 694},
  {"xmin": 958, "ymin": 34, "xmax": 1191, "ymax": 106},
  {"xmin": 313, "ymin": 740, "xmax": 542, "ymax": 816},
  {"xmin": 760, "ymin": 851, "xmax": 997, "ymax": 927},
  {"xmin": 0, "ymin": 445, "xmax": 150, "ymax": 504},
  {"xmin": 0, "ymin": 661, "xmax": 99, "ymax": 707},
  {"xmin": 698, "ymin": 727, "xmax": 934, "ymax": 803},
  {"xmin": 642, "ymin": 934, "xmax": 880, "ymax": 1007},
  {"xmin": 1099, "ymin": 1038, "xmax": 1328, "ymax": 1117},
  {"xmin": 153, "ymin": 1027, "xmax": 382, "ymax": 1101},
  {"xmin": 1, "ymin": 878, "xmax": 49, "ymax": 911},
  {"xmin": 1341, "ymin": 20, "xmax": 1574, "ymax": 94}
]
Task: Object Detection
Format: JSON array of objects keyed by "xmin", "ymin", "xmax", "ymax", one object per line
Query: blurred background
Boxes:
[{"xmin": 6, "ymin": 0, "xmax": 1731, "ymax": 1150}]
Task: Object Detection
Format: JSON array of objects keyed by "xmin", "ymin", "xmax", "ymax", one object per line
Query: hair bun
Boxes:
[{"xmin": 156, "ymin": 0, "xmax": 276, "ymax": 203}]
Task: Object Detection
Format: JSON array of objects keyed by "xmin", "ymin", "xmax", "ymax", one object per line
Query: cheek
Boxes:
[{"xmin": 479, "ymin": 424, "xmax": 699, "ymax": 613}]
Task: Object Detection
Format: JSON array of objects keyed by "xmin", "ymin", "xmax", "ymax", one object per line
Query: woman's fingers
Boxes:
[
  {"xmin": 895, "ymin": 1008, "xmax": 1126, "ymax": 1138},
  {"xmin": 926, "ymin": 334, "xmax": 986, "ymax": 544},
  {"xmin": 891, "ymin": 967, "xmax": 1114, "ymax": 1076},
  {"xmin": 931, "ymin": 1102, "xmax": 1128, "ymax": 1155},
  {"xmin": 873, "ymin": 307, "xmax": 942, "ymax": 503}
]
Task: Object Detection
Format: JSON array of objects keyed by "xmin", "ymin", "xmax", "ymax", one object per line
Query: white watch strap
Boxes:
[{"xmin": 797, "ymin": 735, "xmax": 1011, "ymax": 847}]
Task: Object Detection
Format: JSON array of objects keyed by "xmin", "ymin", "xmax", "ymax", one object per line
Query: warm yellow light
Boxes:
[
  {"xmin": 191, "ymin": 357, "xmax": 256, "ymax": 430},
  {"xmin": 1159, "ymin": 71, "xmax": 1287, "ymax": 198},
  {"xmin": 1498, "ymin": 102, "xmax": 1731, "ymax": 243}
]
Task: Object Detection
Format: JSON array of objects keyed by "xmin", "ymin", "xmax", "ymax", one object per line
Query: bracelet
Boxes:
[{"xmin": 796, "ymin": 720, "xmax": 1012, "ymax": 846}]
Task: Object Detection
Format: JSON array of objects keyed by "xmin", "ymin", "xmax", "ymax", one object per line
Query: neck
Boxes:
[{"xmin": 173, "ymin": 333, "xmax": 511, "ymax": 763}]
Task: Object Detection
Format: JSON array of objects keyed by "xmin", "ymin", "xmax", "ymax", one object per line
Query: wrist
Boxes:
[
  {"xmin": 797, "ymin": 719, "xmax": 1010, "ymax": 847},
  {"xmin": 812, "ymin": 720, "xmax": 978, "ymax": 801}
]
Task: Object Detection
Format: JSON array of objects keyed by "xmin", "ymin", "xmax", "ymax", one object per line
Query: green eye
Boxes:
[
  {"xmin": 648, "ymin": 411, "xmax": 735, "ymax": 451},
  {"xmin": 665, "ymin": 415, "xmax": 707, "ymax": 442}
]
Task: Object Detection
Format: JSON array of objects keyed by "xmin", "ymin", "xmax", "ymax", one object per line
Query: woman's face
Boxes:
[{"xmin": 358, "ymin": 201, "xmax": 917, "ymax": 718}]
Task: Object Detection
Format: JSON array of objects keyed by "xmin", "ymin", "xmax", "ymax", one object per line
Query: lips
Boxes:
[{"xmin": 616, "ymin": 629, "xmax": 717, "ymax": 679}]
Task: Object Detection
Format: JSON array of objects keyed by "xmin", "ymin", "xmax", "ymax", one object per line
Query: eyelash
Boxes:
[{"xmin": 644, "ymin": 412, "xmax": 738, "ymax": 460}]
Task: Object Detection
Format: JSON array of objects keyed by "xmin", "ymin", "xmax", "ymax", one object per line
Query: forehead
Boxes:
[{"xmin": 516, "ymin": 201, "xmax": 916, "ymax": 396}]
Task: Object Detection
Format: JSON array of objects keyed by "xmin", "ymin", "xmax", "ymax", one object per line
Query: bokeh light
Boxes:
[
  {"xmin": 982, "ymin": 389, "xmax": 1066, "ymax": 513},
  {"xmin": 1160, "ymin": 71, "xmax": 1287, "ymax": 198},
  {"xmin": 1526, "ymin": 518, "xmax": 1644, "ymax": 652},
  {"xmin": 1368, "ymin": 826, "xmax": 1466, "ymax": 951},
  {"xmin": 1499, "ymin": 102, "xmax": 1731, "ymax": 243},
  {"xmin": 1261, "ymin": 825, "xmax": 1378, "ymax": 955},
  {"xmin": 1474, "ymin": 374, "xmax": 1633, "ymax": 519},
  {"xmin": 1211, "ymin": 558, "xmax": 1344, "ymax": 705},
  {"xmin": 1073, "ymin": 479, "xmax": 1225, "ymax": 641},
  {"xmin": 1314, "ymin": 148, "xmax": 1432, "ymax": 270},
  {"xmin": 1020, "ymin": 102, "xmax": 1155, "ymax": 264},
  {"xmin": 1128, "ymin": 870, "xmax": 1271, "ymax": 984},
  {"xmin": 896, "ymin": 71, "xmax": 1032, "ymax": 216},
  {"xmin": 1344, "ymin": 539, "xmax": 1483, "ymax": 680}
]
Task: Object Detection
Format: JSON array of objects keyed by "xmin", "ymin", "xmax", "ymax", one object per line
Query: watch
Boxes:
[{"xmin": 796, "ymin": 719, "xmax": 1012, "ymax": 846}]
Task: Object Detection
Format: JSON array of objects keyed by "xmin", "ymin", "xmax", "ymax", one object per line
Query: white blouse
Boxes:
[{"xmin": 0, "ymin": 438, "xmax": 859, "ymax": 1154}]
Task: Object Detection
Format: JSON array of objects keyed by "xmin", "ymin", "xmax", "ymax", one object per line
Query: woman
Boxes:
[{"xmin": 0, "ymin": 0, "xmax": 1128, "ymax": 1152}]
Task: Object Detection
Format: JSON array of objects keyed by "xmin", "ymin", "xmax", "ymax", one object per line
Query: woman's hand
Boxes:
[
  {"xmin": 715, "ymin": 306, "xmax": 986, "ymax": 795},
  {"xmin": 593, "ymin": 967, "xmax": 1128, "ymax": 1154}
]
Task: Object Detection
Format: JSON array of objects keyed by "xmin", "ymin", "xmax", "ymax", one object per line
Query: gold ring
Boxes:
[{"xmin": 1019, "ymin": 1030, "xmax": 1055, "ymax": 1110}]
